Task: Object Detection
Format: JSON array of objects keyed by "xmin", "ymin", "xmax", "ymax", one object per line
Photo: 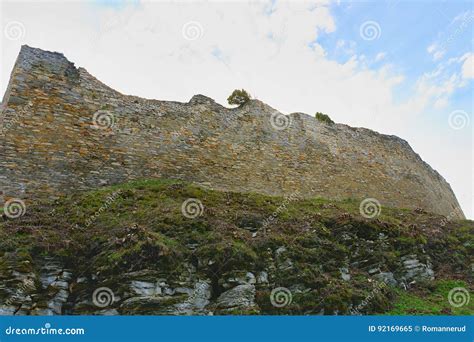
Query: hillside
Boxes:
[{"xmin": 0, "ymin": 179, "xmax": 472, "ymax": 315}]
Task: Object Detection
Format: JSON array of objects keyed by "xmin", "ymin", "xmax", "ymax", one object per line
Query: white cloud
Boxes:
[
  {"xmin": 433, "ymin": 97, "xmax": 449, "ymax": 109},
  {"xmin": 375, "ymin": 52, "xmax": 386, "ymax": 62},
  {"xmin": 412, "ymin": 51, "xmax": 473, "ymax": 110},
  {"xmin": 336, "ymin": 39, "xmax": 345, "ymax": 49},
  {"xmin": 335, "ymin": 39, "xmax": 356, "ymax": 55},
  {"xmin": 427, "ymin": 43, "xmax": 436, "ymax": 54},
  {"xmin": 433, "ymin": 50, "xmax": 445, "ymax": 61},
  {"xmin": 461, "ymin": 53, "xmax": 474, "ymax": 79},
  {"xmin": 427, "ymin": 43, "xmax": 445, "ymax": 61}
]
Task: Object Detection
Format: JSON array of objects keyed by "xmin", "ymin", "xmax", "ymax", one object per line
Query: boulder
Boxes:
[{"xmin": 216, "ymin": 284, "xmax": 256, "ymax": 312}]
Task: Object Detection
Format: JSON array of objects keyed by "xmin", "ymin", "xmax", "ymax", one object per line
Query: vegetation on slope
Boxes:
[{"xmin": 0, "ymin": 179, "xmax": 472, "ymax": 315}]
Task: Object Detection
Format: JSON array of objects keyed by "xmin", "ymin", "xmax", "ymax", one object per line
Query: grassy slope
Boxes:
[
  {"xmin": 0, "ymin": 178, "xmax": 472, "ymax": 315},
  {"xmin": 387, "ymin": 280, "xmax": 473, "ymax": 315}
]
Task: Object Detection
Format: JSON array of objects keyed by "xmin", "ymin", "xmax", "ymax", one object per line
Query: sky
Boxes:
[{"xmin": 1, "ymin": 0, "xmax": 473, "ymax": 218}]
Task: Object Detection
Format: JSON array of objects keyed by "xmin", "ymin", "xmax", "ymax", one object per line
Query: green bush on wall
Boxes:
[
  {"xmin": 227, "ymin": 89, "xmax": 251, "ymax": 106},
  {"xmin": 315, "ymin": 112, "xmax": 335, "ymax": 125}
]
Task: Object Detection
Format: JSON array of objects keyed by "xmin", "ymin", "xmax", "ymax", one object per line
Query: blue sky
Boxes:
[
  {"xmin": 321, "ymin": 1, "xmax": 472, "ymax": 105},
  {"xmin": 1, "ymin": 0, "xmax": 472, "ymax": 217}
]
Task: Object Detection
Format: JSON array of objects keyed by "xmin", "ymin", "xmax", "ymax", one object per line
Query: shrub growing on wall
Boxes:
[
  {"xmin": 227, "ymin": 89, "xmax": 251, "ymax": 106},
  {"xmin": 315, "ymin": 112, "xmax": 335, "ymax": 125}
]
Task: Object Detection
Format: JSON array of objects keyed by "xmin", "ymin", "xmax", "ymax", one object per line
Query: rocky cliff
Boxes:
[{"xmin": 0, "ymin": 45, "xmax": 464, "ymax": 219}]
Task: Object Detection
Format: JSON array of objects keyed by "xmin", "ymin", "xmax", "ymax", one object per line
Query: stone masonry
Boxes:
[{"xmin": 0, "ymin": 46, "xmax": 465, "ymax": 219}]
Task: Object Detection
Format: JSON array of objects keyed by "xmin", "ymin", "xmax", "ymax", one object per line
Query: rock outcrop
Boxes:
[
  {"xmin": 0, "ymin": 45, "xmax": 464, "ymax": 218},
  {"xmin": 0, "ymin": 239, "xmax": 443, "ymax": 316}
]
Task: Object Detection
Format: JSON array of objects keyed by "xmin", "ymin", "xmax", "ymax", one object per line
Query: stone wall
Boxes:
[{"xmin": 0, "ymin": 46, "xmax": 464, "ymax": 219}]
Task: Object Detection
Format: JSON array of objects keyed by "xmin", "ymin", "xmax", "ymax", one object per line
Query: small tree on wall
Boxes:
[
  {"xmin": 315, "ymin": 112, "xmax": 335, "ymax": 125},
  {"xmin": 227, "ymin": 89, "xmax": 251, "ymax": 106}
]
